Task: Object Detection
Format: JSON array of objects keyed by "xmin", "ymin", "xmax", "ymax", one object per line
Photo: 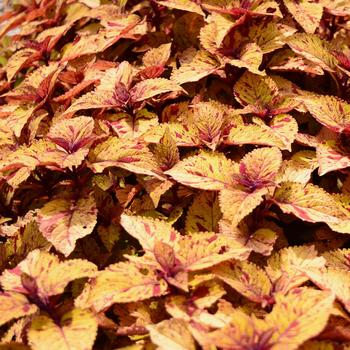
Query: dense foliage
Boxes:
[{"xmin": 1, "ymin": 0, "xmax": 350, "ymax": 349}]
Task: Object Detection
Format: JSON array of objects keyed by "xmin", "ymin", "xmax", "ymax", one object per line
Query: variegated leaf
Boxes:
[
  {"xmin": 165, "ymin": 151, "xmax": 237, "ymax": 190},
  {"xmin": 266, "ymin": 245, "xmax": 326, "ymax": 294},
  {"xmin": 286, "ymin": 34, "xmax": 337, "ymax": 72},
  {"xmin": 120, "ymin": 214, "xmax": 180, "ymax": 252},
  {"xmin": 171, "ymin": 50, "xmax": 221, "ymax": 85},
  {"xmin": 47, "ymin": 116, "xmax": 95, "ymax": 169},
  {"xmin": 273, "ymin": 182, "xmax": 350, "ymax": 226},
  {"xmin": 28, "ymin": 309, "xmax": 98, "ymax": 350},
  {"xmin": 0, "ymin": 250, "xmax": 97, "ymax": 299},
  {"xmin": 89, "ymin": 137, "xmax": 163, "ymax": 178},
  {"xmin": 303, "ymin": 94, "xmax": 350, "ymax": 133},
  {"xmin": 213, "ymin": 261, "xmax": 272, "ymax": 305},
  {"xmin": 185, "ymin": 192, "xmax": 221, "ymax": 233},
  {"xmin": 75, "ymin": 261, "xmax": 168, "ymax": 311},
  {"xmin": 283, "ymin": 0, "xmax": 323, "ymax": 34},
  {"xmin": 38, "ymin": 191, "xmax": 97, "ymax": 256},
  {"xmin": 147, "ymin": 318, "xmax": 196, "ymax": 350},
  {"xmin": 0, "ymin": 292, "xmax": 37, "ymax": 326}
]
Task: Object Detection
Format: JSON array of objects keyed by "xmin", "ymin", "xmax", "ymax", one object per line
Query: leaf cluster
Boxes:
[{"xmin": 0, "ymin": 0, "xmax": 350, "ymax": 349}]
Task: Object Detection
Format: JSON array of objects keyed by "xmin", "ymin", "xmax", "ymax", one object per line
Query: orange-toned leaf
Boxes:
[
  {"xmin": 177, "ymin": 232, "xmax": 251, "ymax": 271},
  {"xmin": 185, "ymin": 192, "xmax": 221, "ymax": 233},
  {"xmin": 147, "ymin": 318, "xmax": 196, "ymax": 350},
  {"xmin": 273, "ymin": 182, "xmax": 349, "ymax": 226},
  {"xmin": 286, "ymin": 34, "xmax": 337, "ymax": 72},
  {"xmin": 47, "ymin": 116, "xmax": 95, "ymax": 169},
  {"xmin": 283, "ymin": 0, "xmax": 323, "ymax": 34},
  {"xmin": 266, "ymin": 245, "xmax": 326, "ymax": 294},
  {"xmin": 171, "ymin": 50, "xmax": 221, "ymax": 85},
  {"xmin": 120, "ymin": 214, "xmax": 180, "ymax": 252},
  {"xmin": 89, "ymin": 137, "xmax": 163, "ymax": 178},
  {"xmin": 165, "ymin": 151, "xmax": 237, "ymax": 190},
  {"xmin": 226, "ymin": 114, "xmax": 298, "ymax": 151},
  {"xmin": 28, "ymin": 309, "xmax": 98, "ymax": 350},
  {"xmin": 0, "ymin": 249, "xmax": 97, "ymax": 299},
  {"xmin": 75, "ymin": 261, "xmax": 168, "ymax": 311},
  {"xmin": 38, "ymin": 191, "xmax": 97, "ymax": 256},
  {"xmin": 303, "ymin": 94, "xmax": 350, "ymax": 133},
  {"xmin": 213, "ymin": 261, "xmax": 272, "ymax": 305},
  {"xmin": 0, "ymin": 292, "xmax": 37, "ymax": 327},
  {"xmin": 153, "ymin": 127, "xmax": 180, "ymax": 170},
  {"xmin": 234, "ymin": 72, "xmax": 298, "ymax": 116}
]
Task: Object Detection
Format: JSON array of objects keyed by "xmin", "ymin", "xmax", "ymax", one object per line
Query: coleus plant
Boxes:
[{"xmin": 1, "ymin": 0, "xmax": 350, "ymax": 349}]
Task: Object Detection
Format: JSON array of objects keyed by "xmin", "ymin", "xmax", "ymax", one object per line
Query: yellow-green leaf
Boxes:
[
  {"xmin": 0, "ymin": 250, "xmax": 97, "ymax": 300},
  {"xmin": 273, "ymin": 182, "xmax": 349, "ymax": 225},
  {"xmin": 0, "ymin": 292, "xmax": 37, "ymax": 327},
  {"xmin": 89, "ymin": 137, "xmax": 163, "ymax": 178},
  {"xmin": 38, "ymin": 191, "xmax": 97, "ymax": 256},
  {"xmin": 75, "ymin": 261, "xmax": 168, "ymax": 311},
  {"xmin": 165, "ymin": 151, "xmax": 237, "ymax": 190},
  {"xmin": 147, "ymin": 318, "xmax": 196, "ymax": 350},
  {"xmin": 185, "ymin": 192, "xmax": 221, "ymax": 233},
  {"xmin": 28, "ymin": 309, "xmax": 98, "ymax": 350}
]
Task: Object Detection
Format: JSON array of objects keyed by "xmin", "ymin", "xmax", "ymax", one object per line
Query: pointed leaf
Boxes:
[
  {"xmin": 273, "ymin": 182, "xmax": 349, "ymax": 225},
  {"xmin": 316, "ymin": 140, "xmax": 350, "ymax": 175},
  {"xmin": 177, "ymin": 232, "xmax": 251, "ymax": 271},
  {"xmin": 130, "ymin": 78, "xmax": 184, "ymax": 103},
  {"xmin": 234, "ymin": 72, "xmax": 298, "ymax": 116},
  {"xmin": 5, "ymin": 48, "xmax": 37, "ymax": 82},
  {"xmin": 171, "ymin": 50, "xmax": 221, "ymax": 85},
  {"xmin": 0, "ymin": 250, "xmax": 97, "ymax": 299},
  {"xmin": 247, "ymin": 21, "xmax": 295, "ymax": 54},
  {"xmin": 205, "ymin": 288, "xmax": 334, "ymax": 350},
  {"xmin": 147, "ymin": 318, "xmax": 196, "ymax": 350},
  {"xmin": 266, "ymin": 245, "xmax": 326, "ymax": 293},
  {"xmin": 120, "ymin": 214, "xmax": 180, "ymax": 252},
  {"xmin": 47, "ymin": 116, "xmax": 95, "ymax": 168},
  {"xmin": 142, "ymin": 43, "xmax": 172, "ymax": 67},
  {"xmin": 106, "ymin": 109, "xmax": 158, "ymax": 139},
  {"xmin": 153, "ymin": 127, "xmax": 180, "ymax": 171},
  {"xmin": 265, "ymin": 288, "xmax": 335, "ymax": 350},
  {"xmin": 322, "ymin": 248, "xmax": 350, "ymax": 270},
  {"xmin": 239, "ymin": 147, "xmax": 282, "ymax": 187},
  {"xmin": 61, "ymin": 14, "xmax": 144, "ymax": 61},
  {"xmin": 286, "ymin": 34, "xmax": 337, "ymax": 72},
  {"xmin": 303, "ymin": 95, "xmax": 350, "ymax": 133},
  {"xmin": 0, "ymin": 292, "xmax": 37, "ymax": 327},
  {"xmin": 220, "ymin": 188, "xmax": 267, "ymax": 226},
  {"xmin": 213, "ymin": 261, "xmax": 272, "ymax": 304},
  {"xmin": 64, "ymin": 64, "xmax": 135, "ymax": 115},
  {"xmin": 185, "ymin": 192, "xmax": 221, "ymax": 233},
  {"xmin": 38, "ymin": 191, "xmax": 97, "ymax": 256},
  {"xmin": 89, "ymin": 137, "xmax": 162, "ymax": 178},
  {"xmin": 276, "ymin": 151, "xmax": 318, "ymax": 184},
  {"xmin": 165, "ymin": 151, "xmax": 237, "ymax": 190},
  {"xmin": 302, "ymin": 267, "xmax": 350, "ymax": 312},
  {"xmin": 75, "ymin": 261, "xmax": 168, "ymax": 311},
  {"xmin": 28, "ymin": 309, "xmax": 98, "ymax": 350},
  {"xmin": 283, "ymin": 0, "xmax": 323, "ymax": 34},
  {"xmin": 220, "ymin": 220, "xmax": 279, "ymax": 256},
  {"xmin": 268, "ymin": 48, "xmax": 325, "ymax": 75},
  {"xmin": 226, "ymin": 114, "xmax": 298, "ymax": 151}
]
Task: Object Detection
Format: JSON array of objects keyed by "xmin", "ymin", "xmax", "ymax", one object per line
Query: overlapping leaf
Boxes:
[
  {"xmin": 28, "ymin": 309, "xmax": 98, "ymax": 350},
  {"xmin": 273, "ymin": 182, "xmax": 350, "ymax": 230},
  {"xmin": 75, "ymin": 261, "xmax": 169, "ymax": 311},
  {"xmin": 0, "ymin": 249, "xmax": 97, "ymax": 299},
  {"xmin": 1, "ymin": 0, "xmax": 350, "ymax": 348},
  {"xmin": 234, "ymin": 72, "xmax": 299, "ymax": 116},
  {"xmin": 165, "ymin": 151, "xmax": 237, "ymax": 190},
  {"xmin": 38, "ymin": 191, "xmax": 97, "ymax": 256}
]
